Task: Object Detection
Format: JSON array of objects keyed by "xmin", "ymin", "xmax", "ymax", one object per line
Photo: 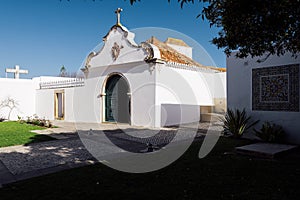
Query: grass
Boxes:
[
  {"xmin": 0, "ymin": 121, "xmax": 55, "ymax": 147},
  {"xmin": 1, "ymin": 137, "xmax": 300, "ymax": 199}
]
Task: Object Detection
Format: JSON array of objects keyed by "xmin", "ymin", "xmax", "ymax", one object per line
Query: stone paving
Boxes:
[
  {"xmin": 235, "ymin": 143, "xmax": 298, "ymax": 159},
  {"xmin": 0, "ymin": 139, "xmax": 93, "ymax": 175},
  {"xmin": 0, "ymin": 121, "xmax": 223, "ymax": 187}
]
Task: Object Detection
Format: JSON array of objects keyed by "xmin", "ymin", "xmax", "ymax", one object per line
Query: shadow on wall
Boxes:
[{"xmin": 0, "ymin": 97, "xmax": 19, "ymax": 120}]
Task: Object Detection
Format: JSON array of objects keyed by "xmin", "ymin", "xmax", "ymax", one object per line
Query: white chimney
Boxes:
[{"xmin": 165, "ymin": 37, "xmax": 193, "ymax": 59}]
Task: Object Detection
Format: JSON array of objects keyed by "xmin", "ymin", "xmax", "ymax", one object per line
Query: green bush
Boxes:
[
  {"xmin": 254, "ymin": 121, "xmax": 285, "ymax": 143},
  {"xmin": 221, "ymin": 108, "xmax": 259, "ymax": 138}
]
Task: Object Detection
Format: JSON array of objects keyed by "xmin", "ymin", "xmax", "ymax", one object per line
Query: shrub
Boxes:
[
  {"xmin": 254, "ymin": 121, "xmax": 285, "ymax": 143},
  {"xmin": 221, "ymin": 108, "xmax": 259, "ymax": 138},
  {"xmin": 17, "ymin": 115, "xmax": 24, "ymax": 123},
  {"xmin": 22, "ymin": 115, "xmax": 52, "ymax": 128}
]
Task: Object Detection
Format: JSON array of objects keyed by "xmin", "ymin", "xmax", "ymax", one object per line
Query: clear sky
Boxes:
[{"xmin": 0, "ymin": 0, "xmax": 226, "ymax": 79}]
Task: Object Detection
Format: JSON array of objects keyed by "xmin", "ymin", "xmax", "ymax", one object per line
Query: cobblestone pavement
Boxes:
[
  {"xmin": 0, "ymin": 121, "xmax": 223, "ymax": 186},
  {"xmin": 99, "ymin": 121, "xmax": 223, "ymax": 150}
]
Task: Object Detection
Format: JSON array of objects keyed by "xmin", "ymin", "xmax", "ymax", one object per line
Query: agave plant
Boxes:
[
  {"xmin": 254, "ymin": 121, "xmax": 285, "ymax": 143},
  {"xmin": 221, "ymin": 108, "xmax": 259, "ymax": 138}
]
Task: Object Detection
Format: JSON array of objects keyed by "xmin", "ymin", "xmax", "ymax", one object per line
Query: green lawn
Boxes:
[
  {"xmin": 1, "ymin": 137, "xmax": 300, "ymax": 200},
  {"xmin": 0, "ymin": 121, "xmax": 55, "ymax": 147}
]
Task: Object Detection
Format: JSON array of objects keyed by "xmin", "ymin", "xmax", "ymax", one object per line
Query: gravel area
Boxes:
[
  {"xmin": 0, "ymin": 139, "xmax": 92, "ymax": 175},
  {"xmin": 0, "ymin": 121, "xmax": 223, "ymax": 176}
]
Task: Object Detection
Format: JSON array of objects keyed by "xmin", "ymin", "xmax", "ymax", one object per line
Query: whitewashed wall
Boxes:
[
  {"xmin": 64, "ymin": 89, "xmax": 75, "ymax": 122},
  {"xmin": 213, "ymin": 72, "xmax": 226, "ymax": 98},
  {"xmin": 154, "ymin": 64, "xmax": 225, "ymax": 127},
  {"xmin": 227, "ymin": 52, "xmax": 300, "ymax": 143},
  {"xmin": 161, "ymin": 104, "xmax": 200, "ymax": 127},
  {"xmin": 35, "ymin": 87, "xmax": 75, "ymax": 121},
  {"xmin": 34, "ymin": 76, "xmax": 81, "ymax": 121},
  {"xmin": 0, "ymin": 78, "xmax": 36, "ymax": 120},
  {"xmin": 72, "ymin": 76, "xmax": 102, "ymax": 123},
  {"xmin": 155, "ymin": 65, "xmax": 215, "ymax": 104},
  {"xmin": 35, "ymin": 89, "xmax": 55, "ymax": 120},
  {"xmin": 212, "ymin": 72, "xmax": 227, "ymax": 113}
]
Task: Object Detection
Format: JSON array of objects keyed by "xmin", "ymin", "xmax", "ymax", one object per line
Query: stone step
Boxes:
[
  {"xmin": 235, "ymin": 143, "xmax": 297, "ymax": 159},
  {"xmin": 200, "ymin": 113, "xmax": 224, "ymax": 122}
]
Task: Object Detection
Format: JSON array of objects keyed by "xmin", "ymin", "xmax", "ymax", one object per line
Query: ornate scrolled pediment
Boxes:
[
  {"xmin": 84, "ymin": 52, "xmax": 98, "ymax": 69},
  {"xmin": 82, "ymin": 8, "xmax": 157, "ymax": 69}
]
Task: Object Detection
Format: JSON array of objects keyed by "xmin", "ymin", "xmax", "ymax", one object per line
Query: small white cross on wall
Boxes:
[{"xmin": 5, "ymin": 65, "xmax": 29, "ymax": 79}]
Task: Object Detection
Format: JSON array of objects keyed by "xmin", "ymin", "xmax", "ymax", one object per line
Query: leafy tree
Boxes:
[
  {"xmin": 129, "ymin": 0, "xmax": 300, "ymax": 60},
  {"xmin": 58, "ymin": 65, "xmax": 83, "ymax": 78}
]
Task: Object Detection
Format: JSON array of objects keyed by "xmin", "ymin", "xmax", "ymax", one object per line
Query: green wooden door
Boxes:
[{"xmin": 105, "ymin": 75, "xmax": 130, "ymax": 123}]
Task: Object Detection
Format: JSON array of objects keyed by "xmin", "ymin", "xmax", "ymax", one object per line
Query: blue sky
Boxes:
[{"xmin": 0, "ymin": 0, "xmax": 225, "ymax": 78}]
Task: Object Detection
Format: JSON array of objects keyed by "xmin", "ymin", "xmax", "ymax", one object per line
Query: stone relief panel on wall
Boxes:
[
  {"xmin": 111, "ymin": 42, "xmax": 124, "ymax": 61},
  {"xmin": 252, "ymin": 64, "xmax": 299, "ymax": 112}
]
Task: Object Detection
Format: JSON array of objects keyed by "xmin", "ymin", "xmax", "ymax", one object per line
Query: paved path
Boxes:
[{"xmin": 0, "ymin": 121, "xmax": 222, "ymax": 187}]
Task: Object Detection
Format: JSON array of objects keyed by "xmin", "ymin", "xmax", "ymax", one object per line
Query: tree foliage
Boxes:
[
  {"xmin": 129, "ymin": 0, "xmax": 300, "ymax": 59},
  {"xmin": 59, "ymin": 65, "xmax": 66, "ymax": 77},
  {"xmin": 58, "ymin": 65, "xmax": 83, "ymax": 78}
]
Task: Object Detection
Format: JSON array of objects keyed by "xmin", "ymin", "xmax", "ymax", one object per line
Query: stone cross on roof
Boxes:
[
  {"xmin": 115, "ymin": 8, "xmax": 123, "ymax": 26},
  {"xmin": 5, "ymin": 65, "xmax": 28, "ymax": 79}
]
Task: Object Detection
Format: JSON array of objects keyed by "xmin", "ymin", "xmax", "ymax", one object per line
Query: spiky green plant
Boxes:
[
  {"xmin": 254, "ymin": 121, "xmax": 285, "ymax": 143},
  {"xmin": 221, "ymin": 108, "xmax": 259, "ymax": 138}
]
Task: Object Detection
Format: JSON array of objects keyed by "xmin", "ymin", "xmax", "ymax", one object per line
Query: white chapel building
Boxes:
[{"xmin": 0, "ymin": 9, "xmax": 226, "ymax": 128}]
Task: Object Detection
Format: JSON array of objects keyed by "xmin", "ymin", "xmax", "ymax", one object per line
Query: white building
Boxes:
[
  {"xmin": 227, "ymin": 52, "xmax": 300, "ymax": 143},
  {"xmin": 0, "ymin": 12, "xmax": 226, "ymax": 128}
]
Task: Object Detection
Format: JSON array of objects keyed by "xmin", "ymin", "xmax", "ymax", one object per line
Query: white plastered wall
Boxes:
[
  {"xmin": 35, "ymin": 87, "xmax": 75, "ymax": 121},
  {"xmin": 35, "ymin": 89, "xmax": 55, "ymax": 120},
  {"xmin": 0, "ymin": 78, "xmax": 36, "ymax": 120},
  {"xmin": 154, "ymin": 64, "xmax": 221, "ymax": 127}
]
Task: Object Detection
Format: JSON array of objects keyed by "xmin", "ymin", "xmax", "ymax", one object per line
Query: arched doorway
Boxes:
[{"xmin": 104, "ymin": 74, "xmax": 131, "ymax": 124}]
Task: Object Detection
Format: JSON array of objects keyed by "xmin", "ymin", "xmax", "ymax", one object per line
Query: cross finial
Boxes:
[
  {"xmin": 5, "ymin": 65, "xmax": 28, "ymax": 79},
  {"xmin": 115, "ymin": 8, "xmax": 123, "ymax": 26}
]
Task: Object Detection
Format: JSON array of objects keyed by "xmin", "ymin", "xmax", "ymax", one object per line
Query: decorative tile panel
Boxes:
[{"xmin": 252, "ymin": 64, "xmax": 299, "ymax": 111}]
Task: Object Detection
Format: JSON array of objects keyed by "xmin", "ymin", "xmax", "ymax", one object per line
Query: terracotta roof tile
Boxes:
[{"xmin": 146, "ymin": 36, "xmax": 226, "ymax": 72}]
